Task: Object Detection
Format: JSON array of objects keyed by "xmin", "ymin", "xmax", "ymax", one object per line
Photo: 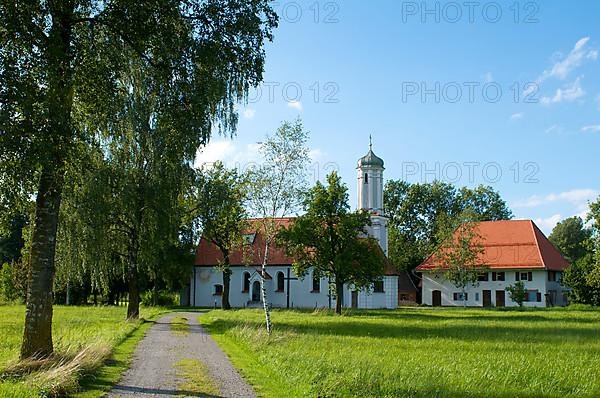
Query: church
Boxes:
[{"xmin": 182, "ymin": 144, "xmax": 417, "ymax": 309}]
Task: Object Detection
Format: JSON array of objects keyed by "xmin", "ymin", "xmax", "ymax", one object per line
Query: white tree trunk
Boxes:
[{"xmin": 261, "ymin": 240, "xmax": 272, "ymax": 335}]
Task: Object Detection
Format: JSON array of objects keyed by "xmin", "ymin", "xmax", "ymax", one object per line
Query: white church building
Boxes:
[{"xmin": 183, "ymin": 144, "xmax": 417, "ymax": 309}]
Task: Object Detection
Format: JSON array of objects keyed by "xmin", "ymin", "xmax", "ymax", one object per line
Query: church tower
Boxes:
[{"xmin": 357, "ymin": 137, "xmax": 388, "ymax": 255}]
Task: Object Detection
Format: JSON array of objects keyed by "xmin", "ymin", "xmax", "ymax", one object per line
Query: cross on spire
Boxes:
[{"xmin": 369, "ymin": 134, "xmax": 372, "ymax": 150}]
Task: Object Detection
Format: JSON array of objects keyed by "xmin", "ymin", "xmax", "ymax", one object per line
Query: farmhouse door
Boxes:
[
  {"xmin": 432, "ymin": 290, "xmax": 442, "ymax": 307},
  {"xmin": 483, "ymin": 290, "xmax": 492, "ymax": 307},
  {"xmin": 351, "ymin": 291, "xmax": 358, "ymax": 309},
  {"xmin": 496, "ymin": 290, "xmax": 505, "ymax": 307}
]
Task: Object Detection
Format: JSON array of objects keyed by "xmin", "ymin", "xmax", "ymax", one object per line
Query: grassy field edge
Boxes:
[{"xmin": 199, "ymin": 313, "xmax": 304, "ymax": 398}]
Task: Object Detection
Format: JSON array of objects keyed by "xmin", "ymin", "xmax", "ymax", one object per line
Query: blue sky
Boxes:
[{"xmin": 196, "ymin": 0, "xmax": 600, "ymax": 234}]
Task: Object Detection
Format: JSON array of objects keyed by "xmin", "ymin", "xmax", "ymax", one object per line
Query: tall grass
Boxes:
[
  {"xmin": 0, "ymin": 305, "xmax": 166, "ymax": 397},
  {"xmin": 201, "ymin": 307, "xmax": 600, "ymax": 398}
]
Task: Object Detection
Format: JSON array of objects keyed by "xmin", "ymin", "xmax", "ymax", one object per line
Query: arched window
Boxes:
[
  {"xmin": 214, "ymin": 284, "xmax": 223, "ymax": 296},
  {"xmin": 364, "ymin": 173, "xmax": 368, "ymax": 184},
  {"xmin": 242, "ymin": 272, "xmax": 250, "ymax": 292},
  {"xmin": 312, "ymin": 273, "xmax": 320, "ymax": 293},
  {"xmin": 276, "ymin": 272, "xmax": 285, "ymax": 292}
]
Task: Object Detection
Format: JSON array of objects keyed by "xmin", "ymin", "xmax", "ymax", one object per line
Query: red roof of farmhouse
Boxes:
[
  {"xmin": 195, "ymin": 217, "xmax": 401, "ymax": 275},
  {"xmin": 416, "ymin": 220, "xmax": 570, "ymax": 272}
]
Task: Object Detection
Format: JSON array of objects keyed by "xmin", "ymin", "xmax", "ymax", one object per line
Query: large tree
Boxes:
[
  {"xmin": 278, "ymin": 172, "xmax": 385, "ymax": 315},
  {"xmin": 0, "ymin": 0, "xmax": 277, "ymax": 358},
  {"xmin": 559, "ymin": 200, "xmax": 600, "ymax": 305},
  {"xmin": 549, "ymin": 216, "xmax": 592, "ymax": 263},
  {"xmin": 191, "ymin": 161, "xmax": 248, "ymax": 310},
  {"xmin": 248, "ymin": 118, "xmax": 310, "ymax": 333},
  {"xmin": 384, "ymin": 181, "xmax": 512, "ymax": 272}
]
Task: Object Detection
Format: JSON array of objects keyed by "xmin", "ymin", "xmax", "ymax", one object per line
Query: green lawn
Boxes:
[
  {"xmin": 0, "ymin": 305, "xmax": 166, "ymax": 397},
  {"xmin": 201, "ymin": 307, "xmax": 600, "ymax": 398}
]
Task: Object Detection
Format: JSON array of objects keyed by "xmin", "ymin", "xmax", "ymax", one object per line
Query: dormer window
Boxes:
[{"xmin": 364, "ymin": 173, "xmax": 368, "ymax": 184}]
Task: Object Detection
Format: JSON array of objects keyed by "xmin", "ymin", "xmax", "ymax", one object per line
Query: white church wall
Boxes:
[{"xmin": 191, "ymin": 266, "xmax": 335, "ymax": 309}]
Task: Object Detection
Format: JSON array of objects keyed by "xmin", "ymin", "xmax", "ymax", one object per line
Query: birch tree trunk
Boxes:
[{"xmin": 261, "ymin": 239, "xmax": 272, "ymax": 335}]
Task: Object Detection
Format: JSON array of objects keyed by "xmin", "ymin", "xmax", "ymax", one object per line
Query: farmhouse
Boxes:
[
  {"xmin": 183, "ymin": 144, "xmax": 417, "ymax": 309},
  {"xmin": 417, "ymin": 219, "xmax": 571, "ymax": 307}
]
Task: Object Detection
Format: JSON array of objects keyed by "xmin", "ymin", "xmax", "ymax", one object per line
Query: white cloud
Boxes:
[
  {"xmin": 540, "ymin": 76, "xmax": 585, "ymax": 105},
  {"xmin": 581, "ymin": 125, "xmax": 600, "ymax": 132},
  {"xmin": 515, "ymin": 189, "xmax": 600, "ymax": 233},
  {"xmin": 545, "ymin": 124, "xmax": 563, "ymax": 134},
  {"xmin": 510, "ymin": 112, "xmax": 524, "ymax": 121},
  {"xmin": 288, "ymin": 100, "xmax": 303, "ymax": 111},
  {"xmin": 512, "ymin": 189, "xmax": 599, "ymax": 210},
  {"xmin": 538, "ymin": 37, "xmax": 597, "ymax": 82},
  {"xmin": 242, "ymin": 108, "xmax": 256, "ymax": 119},
  {"xmin": 534, "ymin": 214, "xmax": 563, "ymax": 233},
  {"xmin": 195, "ymin": 139, "xmax": 325, "ymax": 173},
  {"xmin": 194, "ymin": 140, "xmax": 262, "ymax": 169}
]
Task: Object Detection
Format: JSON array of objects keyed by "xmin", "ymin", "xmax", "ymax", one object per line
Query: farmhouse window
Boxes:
[
  {"xmin": 492, "ymin": 272, "xmax": 505, "ymax": 281},
  {"xmin": 477, "ymin": 272, "xmax": 489, "ymax": 282},
  {"xmin": 373, "ymin": 280, "xmax": 384, "ymax": 293},
  {"xmin": 519, "ymin": 272, "xmax": 533, "ymax": 282},
  {"xmin": 475, "ymin": 292, "xmax": 480, "ymax": 301},
  {"xmin": 214, "ymin": 284, "xmax": 223, "ymax": 296},
  {"xmin": 548, "ymin": 271, "xmax": 557, "ymax": 282},
  {"xmin": 453, "ymin": 292, "xmax": 468, "ymax": 301},
  {"xmin": 525, "ymin": 290, "xmax": 539, "ymax": 302},
  {"xmin": 312, "ymin": 274, "xmax": 320, "ymax": 292},
  {"xmin": 276, "ymin": 271, "xmax": 285, "ymax": 292}
]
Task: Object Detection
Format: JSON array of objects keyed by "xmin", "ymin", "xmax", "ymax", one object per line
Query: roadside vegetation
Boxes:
[
  {"xmin": 201, "ymin": 307, "xmax": 600, "ymax": 398},
  {"xmin": 0, "ymin": 305, "xmax": 166, "ymax": 397}
]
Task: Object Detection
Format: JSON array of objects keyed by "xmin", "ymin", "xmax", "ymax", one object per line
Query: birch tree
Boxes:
[{"xmin": 248, "ymin": 119, "xmax": 309, "ymax": 334}]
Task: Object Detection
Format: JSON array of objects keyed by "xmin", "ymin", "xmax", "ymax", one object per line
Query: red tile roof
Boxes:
[
  {"xmin": 195, "ymin": 218, "xmax": 294, "ymax": 266},
  {"xmin": 416, "ymin": 220, "xmax": 570, "ymax": 272},
  {"xmin": 195, "ymin": 217, "xmax": 401, "ymax": 276}
]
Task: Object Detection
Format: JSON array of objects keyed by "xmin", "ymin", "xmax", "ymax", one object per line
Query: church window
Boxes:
[
  {"xmin": 214, "ymin": 284, "xmax": 223, "ymax": 296},
  {"xmin": 242, "ymin": 272, "xmax": 250, "ymax": 292},
  {"xmin": 276, "ymin": 271, "xmax": 285, "ymax": 292},
  {"xmin": 312, "ymin": 274, "xmax": 320, "ymax": 292},
  {"xmin": 364, "ymin": 173, "xmax": 368, "ymax": 184}
]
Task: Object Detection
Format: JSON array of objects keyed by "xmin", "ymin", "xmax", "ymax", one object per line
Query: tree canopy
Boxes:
[
  {"xmin": 190, "ymin": 161, "xmax": 248, "ymax": 310},
  {"xmin": 1, "ymin": 0, "xmax": 278, "ymax": 358},
  {"xmin": 384, "ymin": 180, "xmax": 512, "ymax": 272},
  {"xmin": 549, "ymin": 216, "xmax": 591, "ymax": 263},
  {"xmin": 278, "ymin": 172, "xmax": 385, "ymax": 315}
]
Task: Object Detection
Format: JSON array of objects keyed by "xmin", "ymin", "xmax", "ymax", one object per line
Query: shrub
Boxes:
[
  {"xmin": 0, "ymin": 262, "xmax": 27, "ymax": 303},
  {"xmin": 506, "ymin": 281, "xmax": 527, "ymax": 307},
  {"xmin": 141, "ymin": 290, "xmax": 178, "ymax": 306}
]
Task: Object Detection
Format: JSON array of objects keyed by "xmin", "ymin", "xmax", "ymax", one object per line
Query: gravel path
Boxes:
[{"xmin": 107, "ymin": 312, "xmax": 256, "ymax": 398}]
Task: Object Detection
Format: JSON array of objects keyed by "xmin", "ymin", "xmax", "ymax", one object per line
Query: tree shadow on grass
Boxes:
[
  {"xmin": 110, "ymin": 384, "xmax": 224, "ymax": 397},
  {"xmin": 205, "ymin": 316, "xmax": 600, "ymax": 346}
]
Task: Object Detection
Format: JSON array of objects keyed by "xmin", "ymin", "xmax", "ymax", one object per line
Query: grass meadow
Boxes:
[
  {"xmin": 201, "ymin": 307, "xmax": 600, "ymax": 398},
  {"xmin": 0, "ymin": 305, "xmax": 166, "ymax": 397}
]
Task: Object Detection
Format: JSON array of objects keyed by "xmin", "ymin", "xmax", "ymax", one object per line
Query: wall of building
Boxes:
[
  {"xmin": 190, "ymin": 266, "xmax": 399, "ymax": 309},
  {"xmin": 421, "ymin": 270, "xmax": 560, "ymax": 307}
]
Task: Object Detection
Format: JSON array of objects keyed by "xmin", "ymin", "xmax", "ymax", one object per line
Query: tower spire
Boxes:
[{"xmin": 369, "ymin": 134, "xmax": 372, "ymax": 150}]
